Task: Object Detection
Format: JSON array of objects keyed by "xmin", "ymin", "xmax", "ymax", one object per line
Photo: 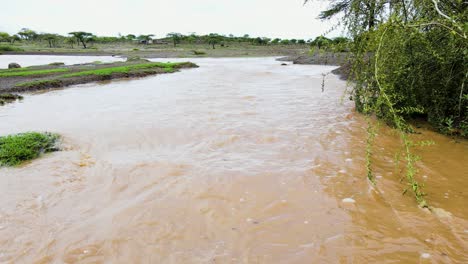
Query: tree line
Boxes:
[{"xmin": 0, "ymin": 28, "xmax": 350, "ymax": 50}]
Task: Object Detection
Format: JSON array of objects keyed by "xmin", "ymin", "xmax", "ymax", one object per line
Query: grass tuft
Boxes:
[
  {"xmin": 0, "ymin": 93, "xmax": 23, "ymax": 105},
  {"xmin": 0, "ymin": 132, "xmax": 60, "ymax": 166}
]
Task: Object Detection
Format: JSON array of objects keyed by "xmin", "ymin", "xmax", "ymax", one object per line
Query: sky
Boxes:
[{"xmin": 0, "ymin": 0, "xmax": 341, "ymax": 39}]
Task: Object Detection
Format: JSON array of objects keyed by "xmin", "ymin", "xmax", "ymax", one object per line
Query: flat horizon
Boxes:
[{"xmin": 0, "ymin": 0, "xmax": 341, "ymax": 39}]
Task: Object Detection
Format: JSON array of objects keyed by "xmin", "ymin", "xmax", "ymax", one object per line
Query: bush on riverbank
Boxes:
[
  {"xmin": 0, "ymin": 93, "xmax": 23, "ymax": 105},
  {"xmin": 307, "ymin": 1, "xmax": 467, "ymax": 137},
  {"xmin": 306, "ymin": 0, "xmax": 467, "ymax": 206},
  {"xmin": 351, "ymin": 24, "xmax": 467, "ymax": 137},
  {"xmin": 0, "ymin": 132, "xmax": 60, "ymax": 166},
  {"xmin": 0, "ymin": 46, "xmax": 23, "ymax": 52}
]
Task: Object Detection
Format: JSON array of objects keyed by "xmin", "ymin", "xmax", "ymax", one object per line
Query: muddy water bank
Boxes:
[
  {"xmin": 0, "ymin": 57, "xmax": 467, "ymax": 263},
  {"xmin": 0, "ymin": 60, "xmax": 198, "ymax": 93}
]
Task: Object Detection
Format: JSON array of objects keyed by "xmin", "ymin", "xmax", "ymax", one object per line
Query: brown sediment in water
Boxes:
[{"xmin": 0, "ymin": 57, "xmax": 467, "ymax": 263}]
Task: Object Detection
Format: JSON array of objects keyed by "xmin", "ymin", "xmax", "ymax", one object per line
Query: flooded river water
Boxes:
[
  {"xmin": 0, "ymin": 55, "xmax": 123, "ymax": 69},
  {"xmin": 0, "ymin": 57, "xmax": 467, "ymax": 263}
]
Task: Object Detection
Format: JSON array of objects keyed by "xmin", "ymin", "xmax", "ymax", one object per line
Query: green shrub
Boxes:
[
  {"xmin": 0, "ymin": 132, "xmax": 60, "ymax": 166},
  {"xmin": 0, "ymin": 93, "xmax": 23, "ymax": 105},
  {"xmin": 0, "ymin": 46, "xmax": 23, "ymax": 52}
]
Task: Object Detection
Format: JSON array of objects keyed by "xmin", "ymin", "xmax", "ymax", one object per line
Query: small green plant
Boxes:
[
  {"xmin": 442, "ymin": 117, "xmax": 455, "ymax": 135},
  {"xmin": 0, "ymin": 132, "xmax": 60, "ymax": 166}
]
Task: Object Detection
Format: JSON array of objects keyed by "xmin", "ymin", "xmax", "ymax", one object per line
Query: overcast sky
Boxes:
[{"xmin": 0, "ymin": 0, "xmax": 341, "ymax": 39}]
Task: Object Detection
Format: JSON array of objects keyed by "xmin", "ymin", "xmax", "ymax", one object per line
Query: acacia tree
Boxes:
[
  {"xmin": 18, "ymin": 28, "xmax": 38, "ymax": 41},
  {"xmin": 69, "ymin": 31, "xmax": 94, "ymax": 49},
  {"xmin": 10, "ymin": 34, "xmax": 21, "ymax": 44},
  {"xmin": 310, "ymin": 36, "xmax": 332, "ymax": 49},
  {"xmin": 41, "ymin": 33, "xmax": 59, "ymax": 48},
  {"xmin": 167, "ymin": 32, "xmax": 182, "ymax": 47},
  {"xmin": 126, "ymin": 34, "xmax": 136, "ymax": 41},
  {"xmin": 65, "ymin": 37, "xmax": 75, "ymax": 48},
  {"xmin": 137, "ymin": 34, "xmax": 154, "ymax": 44},
  {"xmin": 271, "ymin": 38, "xmax": 281, "ymax": 44},
  {"xmin": 207, "ymin": 33, "xmax": 222, "ymax": 49}
]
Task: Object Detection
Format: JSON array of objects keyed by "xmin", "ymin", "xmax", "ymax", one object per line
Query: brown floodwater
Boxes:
[
  {"xmin": 0, "ymin": 57, "xmax": 467, "ymax": 263},
  {"xmin": 0, "ymin": 55, "xmax": 124, "ymax": 69}
]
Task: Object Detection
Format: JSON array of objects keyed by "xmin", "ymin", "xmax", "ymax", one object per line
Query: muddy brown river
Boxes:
[{"xmin": 0, "ymin": 57, "xmax": 467, "ymax": 263}]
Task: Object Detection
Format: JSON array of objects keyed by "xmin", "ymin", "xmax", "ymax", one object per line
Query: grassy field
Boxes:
[
  {"xmin": 0, "ymin": 68, "xmax": 70, "ymax": 77},
  {"xmin": 0, "ymin": 42, "xmax": 310, "ymax": 58},
  {"xmin": 59, "ymin": 62, "xmax": 180, "ymax": 78}
]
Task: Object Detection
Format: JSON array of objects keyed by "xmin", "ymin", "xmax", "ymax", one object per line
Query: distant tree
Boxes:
[
  {"xmin": 69, "ymin": 31, "xmax": 94, "ymax": 48},
  {"xmin": 254, "ymin": 37, "xmax": 263, "ymax": 45},
  {"xmin": 10, "ymin": 34, "xmax": 21, "ymax": 44},
  {"xmin": 65, "ymin": 37, "xmax": 75, "ymax": 48},
  {"xmin": 290, "ymin": 39, "xmax": 297, "ymax": 44},
  {"xmin": 332, "ymin": 37, "xmax": 349, "ymax": 44},
  {"xmin": 137, "ymin": 34, "xmax": 154, "ymax": 45},
  {"xmin": 271, "ymin": 38, "xmax": 281, "ymax": 44},
  {"xmin": 310, "ymin": 36, "xmax": 332, "ymax": 49},
  {"xmin": 186, "ymin": 34, "xmax": 198, "ymax": 44},
  {"xmin": 18, "ymin": 28, "xmax": 37, "ymax": 41},
  {"xmin": 126, "ymin": 34, "xmax": 136, "ymax": 41},
  {"xmin": 254, "ymin": 37, "xmax": 270, "ymax": 45},
  {"xmin": 0, "ymin": 32, "xmax": 10, "ymax": 42},
  {"xmin": 330, "ymin": 36, "xmax": 350, "ymax": 52},
  {"xmin": 297, "ymin": 39, "xmax": 306, "ymax": 44},
  {"xmin": 207, "ymin": 33, "xmax": 222, "ymax": 49},
  {"xmin": 240, "ymin": 34, "xmax": 252, "ymax": 42},
  {"xmin": 167, "ymin": 32, "xmax": 182, "ymax": 47},
  {"xmin": 41, "ymin": 33, "xmax": 59, "ymax": 48},
  {"xmin": 280, "ymin": 39, "xmax": 290, "ymax": 45}
]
